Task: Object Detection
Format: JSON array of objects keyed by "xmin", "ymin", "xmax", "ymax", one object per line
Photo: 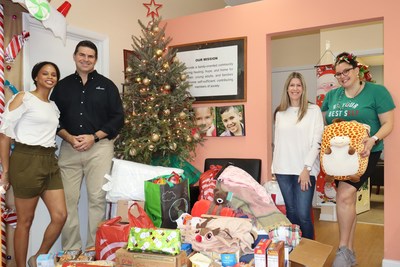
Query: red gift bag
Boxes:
[
  {"xmin": 198, "ymin": 165, "xmax": 222, "ymax": 201},
  {"xmin": 95, "ymin": 202, "xmax": 154, "ymax": 261}
]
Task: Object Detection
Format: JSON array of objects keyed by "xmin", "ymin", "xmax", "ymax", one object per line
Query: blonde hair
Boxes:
[{"xmin": 274, "ymin": 72, "xmax": 309, "ymax": 122}]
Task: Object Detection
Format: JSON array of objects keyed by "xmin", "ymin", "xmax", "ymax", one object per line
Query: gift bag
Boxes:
[
  {"xmin": 95, "ymin": 203, "xmax": 154, "ymax": 261},
  {"xmin": 198, "ymin": 164, "xmax": 223, "ymax": 201},
  {"xmin": 127, "ymin": 227, "xmax": 181, "ymax": 255},
  {"xmin": 145, "ymin": 173, "xmax": 190, "ymax": 229}
]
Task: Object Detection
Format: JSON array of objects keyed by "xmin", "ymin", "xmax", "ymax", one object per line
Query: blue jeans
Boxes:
[{"xmin": 275, "ymin": 174, "xmax": 316, "ymax": 239}]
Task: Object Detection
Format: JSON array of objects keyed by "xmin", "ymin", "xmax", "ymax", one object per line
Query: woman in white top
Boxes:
[
  {"xmin": 271, "ymin": 72, "xmax": 324, "ymax": 239},
  {"xmin": 0, "ymin": 62, "xmax": 67, "ymax": 267}
]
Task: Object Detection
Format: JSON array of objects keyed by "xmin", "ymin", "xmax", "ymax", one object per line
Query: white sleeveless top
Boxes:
[{"xmin": 0, "ymin": 92, "xmax": 60, "ymax": 148}]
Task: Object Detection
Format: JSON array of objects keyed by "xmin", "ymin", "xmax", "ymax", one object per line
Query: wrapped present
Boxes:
[{"xmin": 127, "ymin": 227, "xmax": 181, "ymax": 255}]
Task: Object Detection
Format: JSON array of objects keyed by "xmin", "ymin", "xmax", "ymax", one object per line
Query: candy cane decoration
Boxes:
[
  {"xmin": 0, "ymin": 4, "xmax": 7, "ymax": 266},
  {"xmin": 0, "ymin": 4, "xmax": 5, "ymax": 115},
  {"xmin": 4, "ymin": 31, "xmax": 30, "ymax": 64},
  {"xmin": 0, "ymin": 194, "xmax": 6, "ymax": 267}
]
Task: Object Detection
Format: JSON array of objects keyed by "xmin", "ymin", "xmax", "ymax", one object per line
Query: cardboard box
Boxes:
[
  {"xmin": 254, "ymin": 238, "xmax": 272, "ymax": 267},
  {"xmin": 267, "ymin": 241, "xmax": 284, "ymax": 267},
  {"xmin": 37, "ymin": 253, "xmax": 55, "ymax": 267},
  {"xmin": 115, "ymin": 248, "xmax": 187, "ymax": 267},
  {"xmin": 319, "ymin": 202, "xmax": 337, "ymax": 222},
  {"xmin": 116, "ymin": 200, "xmax": 145, "ymax": 223},
  {"xmin": 356, "ymin": 178, "xmax": 370, "ymax": 214},
  {"xmin": 61, "ymin": 262, "xmax": 113, "ymax": 267},
  {"xmin": 289, "ymin": 238, "xmax": 333, "ymax": 267}
]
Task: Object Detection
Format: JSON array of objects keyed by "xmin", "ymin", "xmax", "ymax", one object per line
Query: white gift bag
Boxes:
[{"xmin": 102, "ymin": 158, "xmax": 184, "ymax": 202}]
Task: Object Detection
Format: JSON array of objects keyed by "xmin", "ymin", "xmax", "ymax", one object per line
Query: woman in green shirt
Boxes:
[{"xmin": 321, "ymin": 52, "xmax": 395, "ymax": 267}]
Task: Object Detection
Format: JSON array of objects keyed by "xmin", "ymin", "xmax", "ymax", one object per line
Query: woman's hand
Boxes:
[
  {"xmin": 360, "ymin": 137, "xmax": 375, "ymax": 158},
  {"xmin": 0, "ymin": 172, "xmax": 10, "ymax": 193},
  {"xmin": 298, "ymin": 168, "xmax": 312, "ymax": 191}
]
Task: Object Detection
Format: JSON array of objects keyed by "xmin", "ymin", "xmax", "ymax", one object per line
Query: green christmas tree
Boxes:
[{"xmin": 114, "ymin": 18, "xmax": 203, "ymax": 166}]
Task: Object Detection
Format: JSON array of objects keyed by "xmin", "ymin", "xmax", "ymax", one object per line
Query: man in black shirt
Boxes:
[{"xmin": 51, "ymin": 40, "xmax": 124, "ymax": 251}]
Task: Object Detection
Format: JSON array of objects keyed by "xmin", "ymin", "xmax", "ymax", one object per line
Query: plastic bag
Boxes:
[
  {"xmin": 127, "ymin": 202, "xmax": 155, "ymax": 228},
  {"xmin": 264, "ymin": 179, "xmax": 285, "ymax": 205},
  {"xmin": 95, "ymin": 203, "xmax": 154, "ymax": 261},
  {"xmin": 102, "ymin": 158, "xmax": 184, "ymax": 202}
]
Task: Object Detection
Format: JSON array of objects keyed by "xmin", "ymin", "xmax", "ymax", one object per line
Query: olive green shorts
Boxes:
[{"xmin": 9, "ymin": 142, "xmax": 63, "ymax": 199}]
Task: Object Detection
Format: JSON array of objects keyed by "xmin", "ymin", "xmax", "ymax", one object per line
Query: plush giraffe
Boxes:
[{"xmin": 320, "ymin": 119, "xmax": 370, "ymax": 182}]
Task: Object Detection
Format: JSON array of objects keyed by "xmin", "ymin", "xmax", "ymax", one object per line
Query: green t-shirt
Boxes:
[{"xmin": 321, "ymin": 82, "xmax": 395, "ymax": 152}]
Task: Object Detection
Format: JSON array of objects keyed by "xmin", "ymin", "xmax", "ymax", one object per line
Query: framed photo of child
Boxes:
[
  {"xmin": 216, "ymin": 105, "xmax": 246, "ymax": 137},
  {"xmin": 193, "ymin": 106, "xmax": 217, "ymax": 137}
]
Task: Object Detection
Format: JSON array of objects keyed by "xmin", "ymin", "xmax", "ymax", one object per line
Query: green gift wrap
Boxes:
[
  {"xmin": 145, "ymin": 173, "xmax": 190, "ymax": 229},
  {"xmin": 127, "ymin": 227, "xmax": 181, "ymax": 255}
]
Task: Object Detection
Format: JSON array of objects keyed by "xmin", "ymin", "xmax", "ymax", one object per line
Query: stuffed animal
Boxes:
[
  {"xmin": 320, "ymin": 119, "xmax": 370, "ymax": 182},
  {"xmin": 183, "ymin": 216, "xmax": 257, "ymax": 254}
]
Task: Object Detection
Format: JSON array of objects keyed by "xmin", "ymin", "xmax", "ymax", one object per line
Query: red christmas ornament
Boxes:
[
  {"xmin": 143, "ymin": 0, "xmax": 162, "ymax": 19},
  {"xmin": 6, "ymin": 65, "xmax": 11, "ymax": 71}
]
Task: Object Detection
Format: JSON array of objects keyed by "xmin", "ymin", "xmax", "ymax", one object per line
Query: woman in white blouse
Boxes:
[{"xmin": 0, "ymin": 62, "xmax": 67, "ymax": 267}]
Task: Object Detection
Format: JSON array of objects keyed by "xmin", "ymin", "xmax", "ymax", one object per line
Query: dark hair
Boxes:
[
  {"xmin": 74, "ymin": 40, "xmax": 98, "ymax": 59},
  {"xmin": 31, "ymin": 61, "xmax": 60, "ymax": 86},
  {"xmin": 334, "ymin": 52, "xmax": 359, "ymax": 69}
]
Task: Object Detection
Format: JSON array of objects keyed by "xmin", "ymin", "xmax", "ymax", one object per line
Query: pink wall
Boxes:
[{"xmin": 165, "ymin": 0, "xmax": 400, "ymax": 263}]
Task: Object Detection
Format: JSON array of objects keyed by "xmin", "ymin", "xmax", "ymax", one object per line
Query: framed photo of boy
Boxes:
[
  {"xmin": 216, "ymin": 105, "xmax": 246, "ymax": 137},
  {"xmin": 173, "ymin": 37, "xmax": 247, "ymax": 103}
]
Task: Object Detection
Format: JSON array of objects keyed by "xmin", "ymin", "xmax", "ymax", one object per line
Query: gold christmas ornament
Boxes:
[
  {"xmin": 180, "ymin": 74, "xmax": 187, "ymax": 81},
  {"xmin": 155, "ymin": 49, "xmax": 163, "ymax": 57},
  {"xmin": 151, "ymin": 133, "xmax": 160, "ymax": 142},
  {"xmin": 148, "ymin": 144, "xmax": 155, "ymax": 151},
  {"xmin": 126, "ymin": 66, "xmax": 133, "ymax": 73},
  {"xmin": 169, "ymin": 143, "xmax": 177, "ymax": 151},
  {"xmin": 143, "ymin": 77, "xmax": 151, "ymax": 86},
  {"xmin": 135, "ymin": 77, "xmax": 142, "ymax": 83},
  {"xmin": 164, "ymin": 109, "xmax": 171, "ymax": 115},
  {"xmin": 193, "ymin": 132, "xmax": 200, "ymax": 140},
  {"xmin": 164, "ymin": 84, "xmax": 171, "ymax": 91},
  {"xmin": 179, "ymin": 112, "xmax": 187, "ymax": 119},
  {"xmin": 153, "ymin": 26, "xmax": 160, "ymax": 33},
  {"xmin": 163, "ymin": 62, "xmax": 169, "ymax": 69},
  {"xmin": 173, "ymin": 57, "xmax": 179, "ymax": 63},
  {"xmin": 186, "ymin": 136, "xmax": 192, "ymax": 142}
]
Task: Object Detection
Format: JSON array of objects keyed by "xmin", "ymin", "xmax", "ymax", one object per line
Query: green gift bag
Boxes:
[{"xmin": 144, "ymin": 173, "xmax": 190, "ymax": 229}]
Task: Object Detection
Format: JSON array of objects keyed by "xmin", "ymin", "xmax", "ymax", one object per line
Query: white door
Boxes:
[{"xmin": 21, "ymin": 13, "xmax": 108, "ymax": 256}]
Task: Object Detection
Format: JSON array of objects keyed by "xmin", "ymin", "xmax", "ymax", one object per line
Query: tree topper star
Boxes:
[{"xmin": 143, "ymin": 0, "xmax": 162, "ymax": 19}]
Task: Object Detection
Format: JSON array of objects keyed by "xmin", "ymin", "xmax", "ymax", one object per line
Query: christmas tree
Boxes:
[{"xmin": 114, "ymin": 18, "xmax": 203, "ymax": 166}]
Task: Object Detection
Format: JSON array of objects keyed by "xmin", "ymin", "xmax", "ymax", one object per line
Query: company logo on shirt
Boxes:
[{"xmin": 96, "ymin": 86, "xmax": 105, "ymax": 90}]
